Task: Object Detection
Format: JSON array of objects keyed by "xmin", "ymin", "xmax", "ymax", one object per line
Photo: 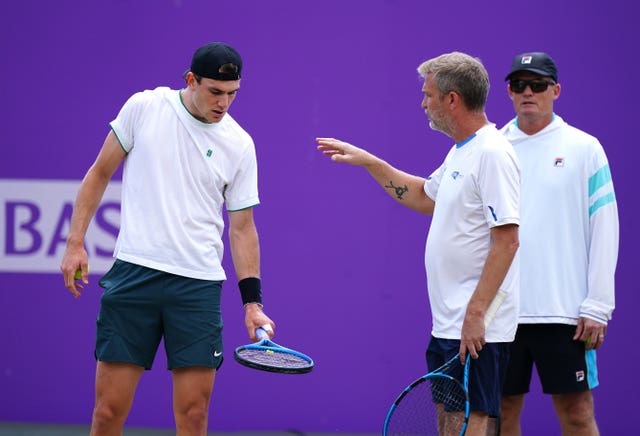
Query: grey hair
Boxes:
[{"xmin": 417, "ymin": 52, "xmax": 489, "ymax": 112}]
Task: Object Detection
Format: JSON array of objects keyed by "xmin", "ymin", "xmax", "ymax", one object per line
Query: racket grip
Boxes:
[
  {"xmin": 484, "ymin": 290, "xmax": 507, "ymax": 328},
  {"xmin": 255, "ymin": 326, "xmax": 270, "ymax": 340}
]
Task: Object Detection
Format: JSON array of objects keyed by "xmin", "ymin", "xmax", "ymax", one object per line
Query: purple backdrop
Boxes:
[{"xmin": 1, "ymin": 0, "xmax": 637, "ymax": 433}]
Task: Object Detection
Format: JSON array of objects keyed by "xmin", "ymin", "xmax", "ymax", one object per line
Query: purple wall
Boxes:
[{"xmin": 1, "ymin": 0, "xmax": 637, "ymax": 433}]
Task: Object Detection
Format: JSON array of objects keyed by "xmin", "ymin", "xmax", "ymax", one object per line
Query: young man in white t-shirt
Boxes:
[
  {"xmin": 499, "ymin": 51, "xmax": 618, "ymax": 436},
  {"xmin": 60, "ymin": 42, "xmax": 275, "ymax": 435},
  {"xmin": 317, "ymin": 51, "xmax": 520, "ymax": 436}
]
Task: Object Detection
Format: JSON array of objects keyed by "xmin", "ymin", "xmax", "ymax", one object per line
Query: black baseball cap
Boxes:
[
  {"xmin": 186, "ymin": 42, "xmax": 242, "ymax": 81},
  {"xmin": 505, "ymin": 52, "xmax": 558, "ymax": 82}
]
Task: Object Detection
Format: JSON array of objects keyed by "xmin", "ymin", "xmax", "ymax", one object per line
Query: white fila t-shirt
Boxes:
[
  {"xmin": 501, "ymin": 115, "xmax": 618, "ymax": 325},
  {"xmin": 109, "ymin": 87, "xmax": 259, "ymax": 280},
  {"xmin": 424, "ymin": 124, "xmax": 520, "ymax": 342}
]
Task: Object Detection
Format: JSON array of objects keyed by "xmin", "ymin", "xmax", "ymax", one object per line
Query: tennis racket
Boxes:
[
  {"xmin": 383, "ymin": 353, "xmax": 470, "ymax": 436},
  {"xmin": 233, "ymin": 326, "xmax": 314, "ymax": 374},
  {"xmin": 383, "ymin": 290, "xmax": 506, "ymax": 436}
]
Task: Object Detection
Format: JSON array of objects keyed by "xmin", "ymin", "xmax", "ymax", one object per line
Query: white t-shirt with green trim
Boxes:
[{"xmin": 109, "ymin": 87, "xmax": 259, "ymax": 280}]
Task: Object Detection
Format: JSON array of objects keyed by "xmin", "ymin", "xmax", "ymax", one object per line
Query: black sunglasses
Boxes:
[{"xmin": 509, "ymin": 79, "xmax": 556, "ymax": 93}]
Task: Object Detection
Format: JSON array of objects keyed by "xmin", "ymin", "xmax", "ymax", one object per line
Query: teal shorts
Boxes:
[{"xmin": 96, "ymin": 259, "xmax": 224, "ymax": 370}]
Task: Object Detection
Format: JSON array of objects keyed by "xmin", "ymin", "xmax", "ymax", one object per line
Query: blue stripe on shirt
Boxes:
[
  {"xmin": 588, "ymin": 165, "xmax": 612, "ymax": 197},
  {"xmin": 589, "ymin": 192, "xmax": 616, "ymax": 217},
  {"xmin": 588, "ymin": 165, "xmax": 616, "ymax": 217}
]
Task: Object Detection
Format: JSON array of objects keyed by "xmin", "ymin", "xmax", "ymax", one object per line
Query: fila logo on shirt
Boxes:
[
  {"xmin": 554, "ymin": 157, "xmax": 565, "ymax": 167},
  {"xmin": 575, "ymin": 370, "xmax": 585, "ymax": 382}
]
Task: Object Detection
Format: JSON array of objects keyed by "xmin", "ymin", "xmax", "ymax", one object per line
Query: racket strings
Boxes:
[
  {"xmin": 385, "ymin": 375, "xmax": 467, "ymax": 436},
  {"xmin": 236, "ymin": 348, "xmax": 311, "ymax": 369}
]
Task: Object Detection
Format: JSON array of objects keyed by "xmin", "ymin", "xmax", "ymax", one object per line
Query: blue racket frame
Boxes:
[
  {"xmin": 383, "ymin": 291, "xmax": 505, "ymax": 435},
  {"xmin": 233, "ymin": 327, "xmax": 314, "ymax": 374},
  {"xmin": 383, "ymin": 353, "xmax": 471, "ymax": 436}
]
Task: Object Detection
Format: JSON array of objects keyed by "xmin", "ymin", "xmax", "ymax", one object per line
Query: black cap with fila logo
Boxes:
[{"xmin": 505, "ymin": 52, "xmax": 558, "ymax": 82}]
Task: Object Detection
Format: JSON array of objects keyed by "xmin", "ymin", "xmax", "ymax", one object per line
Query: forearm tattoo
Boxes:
[{"xmin": 385, "ymin": 181, "xmax": 409, "ymax": 200}]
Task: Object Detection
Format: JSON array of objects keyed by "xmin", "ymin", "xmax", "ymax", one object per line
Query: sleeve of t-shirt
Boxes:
[
  {"xmin": 581, "ymin": 142, "xmax": 618, "ymax": 323},
  {"xmin": 109, "ymin": 90, "xmax": 152, "ymax": 153},
  {"xmin": 478, "ymin": 146, "xmax": 520, "ymax": 228},
  {"xmin": 424, "ymin": 145, "xmax": 455, "ymax": 201},
  {"xmin": 225, "ymin": 139, "xmax": 260, "ymax": 212}
]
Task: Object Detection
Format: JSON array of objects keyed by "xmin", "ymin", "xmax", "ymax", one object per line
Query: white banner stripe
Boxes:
[{"xmin": 0, "ymin": 179, "xmax": 121, "ymax": 274}]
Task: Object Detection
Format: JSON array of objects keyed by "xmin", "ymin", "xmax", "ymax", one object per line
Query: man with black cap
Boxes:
[
  {"xmin": 60, "ymin": 42, "xmax": 275, "ymax": 435},
  {"xmin": 499, "ymin": 52, "xmax": 619, "ymax": 436}
]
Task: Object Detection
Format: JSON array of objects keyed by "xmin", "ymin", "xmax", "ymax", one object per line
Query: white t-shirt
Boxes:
[
  {"xmin": 501, "ymin": 115, "xmax": 618, "ymax": 325},
  {"xmin": 109, "ymin": 87, "xmax": 259, "ymax": 280},
  {"xmin": 424, "ymin": 124, "xmax": 520, "ymax": 342}
]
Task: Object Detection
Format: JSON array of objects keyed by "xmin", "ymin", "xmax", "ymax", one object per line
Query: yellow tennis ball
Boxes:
[
  {"xmin": 266, "ymin": 350, "xmax": 274, "ymax": 355},
  {"xmin": 585, "ymin": 337, "xmax": 591, "ymax": 347},
  {"xmin": 74, "ymin": 265, "xmax": 89, "ymax": 280}
]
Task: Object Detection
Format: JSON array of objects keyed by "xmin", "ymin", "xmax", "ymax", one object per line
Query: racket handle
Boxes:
[
  {"xmin": 255, "ymin": 325, "xmax": 272, "ymax": 340},
  {"xmin": 484, "ymin": 290, "xmax": 507, "ymax": 328}
]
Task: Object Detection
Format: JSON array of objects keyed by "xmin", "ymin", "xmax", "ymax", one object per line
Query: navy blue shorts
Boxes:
[
  {"xmin": 426, "ymin": 337, "xmax": 510, "ymax": 417},
  {"xmin": 95, "ymin": 259, "xmax": 224, "ymax": 370},
  {"xmin": 502, "ymin": 323, "xmax": 598, "ymax": 395}
]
